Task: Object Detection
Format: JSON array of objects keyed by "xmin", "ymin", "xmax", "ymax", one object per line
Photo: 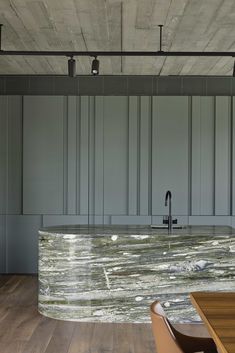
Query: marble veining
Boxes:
[{"xmin": 38, "ymin": 225, "xmax": 235, "ymax": 323}]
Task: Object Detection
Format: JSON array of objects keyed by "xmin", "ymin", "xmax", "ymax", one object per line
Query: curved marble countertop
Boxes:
[{"xmin": 38, "ymin": 225, "xmax": 235, "ymax": 323}]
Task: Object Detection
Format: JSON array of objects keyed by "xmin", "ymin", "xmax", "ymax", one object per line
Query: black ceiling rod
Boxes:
[
  {"xmin": 0, "ymin": 24, "xmax": 235, "ymax": 57},
  {"xmin": 0, "ymin": 24, "xmax": 3, "ymax": 51},
  {"xmin": 158, "ymin": 25, "xmax": 163, "ymax": 52},
  {"xmin": 233, "ymin": 61, "xmax": 235, "ymax": 77},
  {"xmin": 0, "ymin": 50, "xmax": 234, "ymax": 57}
]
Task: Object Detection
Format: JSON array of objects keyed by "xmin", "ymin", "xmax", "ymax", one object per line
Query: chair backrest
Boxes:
[{"xmin": 150, "ymin": 301, "xmax": 184, "ymax": 353}]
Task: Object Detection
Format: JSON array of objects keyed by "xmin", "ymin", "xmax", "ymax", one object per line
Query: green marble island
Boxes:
[{"xmin": 38, "ymin": 225, "xmax": 235, "ymax": 323}]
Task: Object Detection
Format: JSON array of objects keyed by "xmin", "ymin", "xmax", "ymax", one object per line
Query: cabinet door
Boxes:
[{"xmin": 23, "ymin": 96, "xmax": 65, "ymax": 214}]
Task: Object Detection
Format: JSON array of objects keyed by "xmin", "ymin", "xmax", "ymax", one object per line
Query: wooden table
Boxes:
[{"xmin": 190, "ymin": 292, "xmax": 235, "ymax": 353}]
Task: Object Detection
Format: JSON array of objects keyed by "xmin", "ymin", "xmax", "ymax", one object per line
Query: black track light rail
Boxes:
[
  {"xmin": 0, "ymin": 50, "xmax": 235, "ymax": 57},
  {"xmin": 0, "ymin": 23, "xmax": 235, "ymax": 58},
  {"xmin": 0, "ymin": 24, "xmax": 234, "ymax": 58}
]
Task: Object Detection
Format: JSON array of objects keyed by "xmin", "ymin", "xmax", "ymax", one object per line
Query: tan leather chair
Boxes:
[{"xmin": 150, "ymin": 301, "xmax": 217, "ymax": 353}]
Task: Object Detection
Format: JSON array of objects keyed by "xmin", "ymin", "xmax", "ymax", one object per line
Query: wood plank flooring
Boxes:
[{"xmin": 0, "ymin": 275, "xmax": 210, "ymax": 353}]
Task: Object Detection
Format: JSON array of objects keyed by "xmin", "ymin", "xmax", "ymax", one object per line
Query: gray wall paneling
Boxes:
[
  {"xmin": 19, "ymin": 95, "xmax": 235, "ymax": 220},
  {"xmin": 152, "ymin": 96, "xmax": 189, "ymax": 215}
]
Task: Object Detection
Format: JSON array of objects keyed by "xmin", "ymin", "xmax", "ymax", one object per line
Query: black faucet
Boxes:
[
  {"xmin": 163, "ymin": 190, "xmax": 177, "ymax": 232},
  {"xmin": 164, "ymin": 191, "xmax": 172, "ymax": 232}
]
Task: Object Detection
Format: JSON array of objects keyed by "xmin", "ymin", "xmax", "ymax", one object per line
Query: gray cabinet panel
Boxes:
[
  {"xmin": 0, "ymin": 215, "xmax": 6, "ymax": 272},
  {"xmin": 191, "ymin": 97, "xmax": 201, "ymax": 215},
  {"xmin": 67, "ymin": 96, "xmax": 77, "ymax": 214},
  {"xmin": 0, "ymin": 97, "xmax": 7, "ymax": 215},
  {"xmin": 0, "ymin": 97, "xmax": 22, "ymax": 215},
  {"xmin": 215, "ymin": 97, "xmax": 231, "ymax": 215},
  {"xmin": 23, "ymin": 96, "xmax": 65, "ymax": 214},
  {"xmin": 94, "ymin": 97, "xmax": 104, "ymax": 216},
  {"xmin": 7, "ymin": 215, "xmax": 41, "ymax": 273},
  {"xmin": 200, "ymin": 98, "xmax": 215, "ymax": 215},
  {"xmin": 7, "ymin": 96, "xmax": 23, "ymax": 214},
  {"xmin": 233, "ymin": 97, "xmax": 235, "ymax": 215},
  {"xmin": 88, "ymin": 97, "xmax": 95, "ymax": 222},
  {"xmin": 139, "ymin": 97, "xmax": 152, "ymax": 215},
  {"xmin": 191, "ymin": 97, "xmax": 215, "ymax": 215},
  {"xmin": 79, "ymin": 97, "xmax": 89, "ymax": 215},
  {"xmin": 128, "ymin": 97, "xmax": 138, "ymax": 215},
  {"xmin": 43, "ymin": 215, "xmax": 89, "ymax": 227},
  {"xmin": 152, "ymin": 97, "xmax": 189, "ymax": 215},
  {"xmin": 103, "ymin": 97, "xmax": 128, "ymax": 215}
]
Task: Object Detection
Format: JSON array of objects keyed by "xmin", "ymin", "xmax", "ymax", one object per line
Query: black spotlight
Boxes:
[
  {"xmin": 91, "ymin": 57, "xmax": 99, "ymax": 75},
  {"xmin": 68, "ymin": 57, "xmax": 76, "ymax": 77}
]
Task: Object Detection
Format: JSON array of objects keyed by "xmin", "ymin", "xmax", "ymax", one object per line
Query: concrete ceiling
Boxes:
[{"xmin": 0, "ymin": 0, "xmax": 235, "ymax": 75}]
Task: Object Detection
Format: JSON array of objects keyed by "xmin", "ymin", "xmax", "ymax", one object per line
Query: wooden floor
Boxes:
[{"xmin": 0, "ymin": 276, "xmax": 209, "ymax": 353}]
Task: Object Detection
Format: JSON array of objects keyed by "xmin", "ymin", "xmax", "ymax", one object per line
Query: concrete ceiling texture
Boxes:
[{"xmin": 0, "ymin": 0, "xmax": 235, "ymax": 75}]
